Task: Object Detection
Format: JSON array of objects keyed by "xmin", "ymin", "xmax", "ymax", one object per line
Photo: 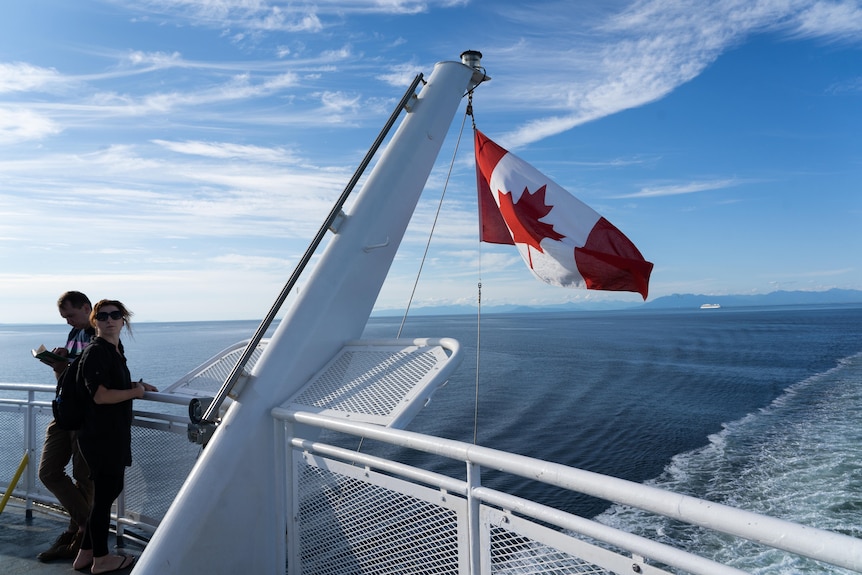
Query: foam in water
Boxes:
[{"xmin": 596, "ymin": 352, "xmax": 862, "ymax": 573}]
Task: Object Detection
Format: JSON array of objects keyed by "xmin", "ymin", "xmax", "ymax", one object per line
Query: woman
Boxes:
[{"xmin": 73, "ymin": 300, "xmax": 157, "ymax": 574}]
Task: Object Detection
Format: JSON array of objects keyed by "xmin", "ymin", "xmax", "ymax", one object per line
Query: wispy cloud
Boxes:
[
  {"xmin": 152, "ymin": 139, "xmax": 303, "ymax": 163},
  {"xmin": 0, "ymin": 139, "xmax": 350, "ymax": 248},
  {"xmin": 125, "ymin": 50, "xmax": 185, "ymax": 70},
  {"xmin": 791, "ymin": 1, "xmax": 862, "ymax": 40},
  {"xmin": 130, "ymin": 71, "xmax": 300, "ymax": 113},
  {"xmin": 0, "ymin": 107, "xmax": 61, "ymax": 143},
  {"xmin": 0, "ymin": 63, "xmax": 64, "ymax": 93},
  {"xmin": 5, "ymin": 0, "xmax": 858, "ymax": 162},
  {"xmin": 617, "ymin": 179, "xmax": 740, "ymax": 198},
  {"xmin": 487, "ymin": 1, "xmax": 862, "ymax": 148},
  {"xmin": 111, "ymin": 0, "xmax": 463, "ymax": 31}
]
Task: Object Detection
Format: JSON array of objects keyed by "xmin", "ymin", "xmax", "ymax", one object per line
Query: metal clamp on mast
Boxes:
[{"xmin": 188, "ymin": 73, "xmax": 426, "ymax": 445}]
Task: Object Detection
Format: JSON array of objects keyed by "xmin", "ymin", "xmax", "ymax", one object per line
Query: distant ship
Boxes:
[{"xmin": 700, "ymin": 303, "xmax": 721, "ymax": 309}]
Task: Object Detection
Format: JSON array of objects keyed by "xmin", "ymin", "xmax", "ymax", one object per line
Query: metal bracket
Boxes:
[
  {"xmin": 187, "ymin": 421, "xmax": 217, "ymax": 446},
  {"xmin": 363, "ymin": 237, "xmax": 390, "ymax": 252},
  {"xmin": 403, "ymin": 92, "xmax": 419, "ymax": 113},
  {"xmin": 328, "ymin": 210, "xmax": 346, "ymax": 233},
  {"xmin": 188, "ymin": 397, "xmax": 217, "ymax": 445}
]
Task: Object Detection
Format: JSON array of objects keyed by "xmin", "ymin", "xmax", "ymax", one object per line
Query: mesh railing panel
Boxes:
[
  {"xmin": 0, "ymin": 402, "xmax": 69, "ymax": 503},
  {"xmin": 123, "ymin": 422, "xmax": 201, "ymax": 525},
  {"xmin": 481, "ymin": 506, "xmax": 649, "ymax": 575},
  {"xmin": 291, "ymin": 349, "xmax": 438, "ymax": 417},
  {"xmin": 489, "ymin": 526, "xmax": 611, "ymax": 575},
  {"xmin": 285, "ymin": 340, "xmax": 459, "ymax": 428},
  {"xmin": 295, "ymin": 455, "xmax": 465, "ymax": 574},
  {"xmin": 0, "ymin": 391, "xmax": 196, "ymax": 534},
  {"xmin": 289, "ymin": 448, "xmax": 636, "ymax": 575},
  {"xmin": 0, "ymin": 410, "xmax": 26, "ymax": 472},
  {"xmin": 163, "ymin": 340, "xmax": 267, "ymax": 397}
]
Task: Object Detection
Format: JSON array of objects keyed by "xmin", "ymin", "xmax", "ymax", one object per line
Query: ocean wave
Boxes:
[{"xmin": 595, "ymin": 351, "xmax": 862, "ymax": 573}]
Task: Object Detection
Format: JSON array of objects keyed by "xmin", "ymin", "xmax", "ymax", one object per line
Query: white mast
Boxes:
[{"xmin": 133, "ymin": 55, "xmax": 486, "ymax": 574}]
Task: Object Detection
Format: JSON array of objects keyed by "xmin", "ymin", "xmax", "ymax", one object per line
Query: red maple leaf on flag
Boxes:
[{"xmin": 497, "ymin": 185, "xmax": 565, "ymax": 265}]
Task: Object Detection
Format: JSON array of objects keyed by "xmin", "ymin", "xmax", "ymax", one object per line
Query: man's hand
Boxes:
[{"xmin": 48, "ymin": 348, "xmax": 69, "ymax": 374}]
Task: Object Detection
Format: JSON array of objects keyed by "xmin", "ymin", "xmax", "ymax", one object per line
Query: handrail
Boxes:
[
  {"xmin": 0, "ymin": 384, "xmax": 200, "ymax": 540},
  {"xmin": 199, "ymin": 73, "xmax": 426, "ymax": 428},
  {"xmin": 0, "ymin": 383, "xmax": 54, "ymax": 392},
  {"xmin": 274, "ymin": 408, "xmax": 862, "ymax": 572}
]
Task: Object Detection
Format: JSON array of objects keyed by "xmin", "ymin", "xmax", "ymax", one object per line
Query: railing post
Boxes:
[
  {"xmin": 25, "ymin": 389, "xmax": 37, "ymax": 517},
  {"xmin": 116, "ymin": 488, "xmax": 126, "ymax": 546},
  {"xmin": 284, "ymin": 420, "xmax": 299, "ymax": 575},
  {"xmin": 466, "ymin": 461, "xmax": 483, "ymax": 574},
  {"xmin": 273, "ymin": 417, "xmax": 287, "ymax": 573}
]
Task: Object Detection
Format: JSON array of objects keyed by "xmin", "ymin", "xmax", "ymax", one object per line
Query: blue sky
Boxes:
[{"xmin": 1, "ymin": 0, "xmax": 860, "ymax": 323}]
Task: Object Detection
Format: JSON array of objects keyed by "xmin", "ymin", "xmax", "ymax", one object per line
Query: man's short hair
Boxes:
[{"xmin": 57, "ymin": 291, "xmax": 91, "ymax": 310}]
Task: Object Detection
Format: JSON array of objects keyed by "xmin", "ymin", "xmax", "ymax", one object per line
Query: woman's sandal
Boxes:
[
  {"xmin": 72, "ymin": 548, "xmax": 93, "ymax": 571},
  {"xmin": 90, "ymin": 554, "xmax": 136, "ymax": 574}
]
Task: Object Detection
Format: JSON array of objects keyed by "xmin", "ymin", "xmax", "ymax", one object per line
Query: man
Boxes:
[{"xmin": 36, "ymin": 291, "xmax": 96, "ymax": 562}]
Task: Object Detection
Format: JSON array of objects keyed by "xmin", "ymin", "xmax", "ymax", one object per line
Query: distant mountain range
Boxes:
[
  {"xmin": 643, "ymin": 288, "xmax": 862, "ymax": 309},
  {"xmin": 374, "ymin": 288, "xmax": 862, "ymax": 317}
]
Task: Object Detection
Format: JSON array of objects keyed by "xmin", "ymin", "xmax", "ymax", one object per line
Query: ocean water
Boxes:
[{"xmin": 3, "ymin": 304, "xmax": 862, "ymax": 571}]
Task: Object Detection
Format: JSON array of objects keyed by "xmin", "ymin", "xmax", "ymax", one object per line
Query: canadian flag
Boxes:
[{"xmin": 475, "ymin": 129, "xmax": 653, "ymax": 299}]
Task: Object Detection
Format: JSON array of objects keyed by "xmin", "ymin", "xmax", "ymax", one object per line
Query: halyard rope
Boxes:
[{"xmin": 396, "ymin": 91, "xmax": 484, "ymax": 445}]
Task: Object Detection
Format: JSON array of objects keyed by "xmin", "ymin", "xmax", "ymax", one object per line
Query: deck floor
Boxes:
[{"xmin": 0, "ymin": 501, "xmax": 141, "ymax": 574}]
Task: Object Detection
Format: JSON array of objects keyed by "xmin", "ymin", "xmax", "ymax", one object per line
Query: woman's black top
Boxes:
[{"xmin": 77, "ymin": 336, "xmax": 133, "ymax": 476}]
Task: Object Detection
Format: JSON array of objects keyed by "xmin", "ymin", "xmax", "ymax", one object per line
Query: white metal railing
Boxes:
[
  {"xmin": 5, "ymin": 362, "xmax": 862, "ymax": 574},
  {"xmin": 273, "ymin": 408, "xmax": 862, "ymax": 575},
  {"xmin": 0, "ymin": 337, "xmax": 269, "ymax": 537},
  {"xmin": 0, "ymin": 383, "xmax": 199, "ymax": 540}
]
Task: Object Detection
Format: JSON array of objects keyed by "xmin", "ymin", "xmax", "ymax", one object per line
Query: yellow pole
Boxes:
[{"xmin": 0, "ymin": 452, "xmax": 29, "ymax": 514}]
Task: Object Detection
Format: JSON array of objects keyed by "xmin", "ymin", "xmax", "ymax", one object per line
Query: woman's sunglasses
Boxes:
[{"xmin": 95, "ymin": 310, "xmax": 124, "ymax": 321}]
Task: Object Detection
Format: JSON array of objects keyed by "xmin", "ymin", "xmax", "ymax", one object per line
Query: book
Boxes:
[{"xmin": 32, "ymin": 344, "xmax": 72, "ymax": 364}]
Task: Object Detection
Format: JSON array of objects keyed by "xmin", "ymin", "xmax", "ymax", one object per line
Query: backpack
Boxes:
[{"xmin": 51, "ymin": 355, "xmax": 91, "ymax": 430}]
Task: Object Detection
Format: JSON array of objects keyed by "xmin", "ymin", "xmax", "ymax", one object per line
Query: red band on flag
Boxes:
[
  {"xmin": 575, "ymin": 217, "xmax": 653, "ymax": 299},
  {"xmin": 475, "ymin": 130, "xmax": 513, "ymax": 244}
]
